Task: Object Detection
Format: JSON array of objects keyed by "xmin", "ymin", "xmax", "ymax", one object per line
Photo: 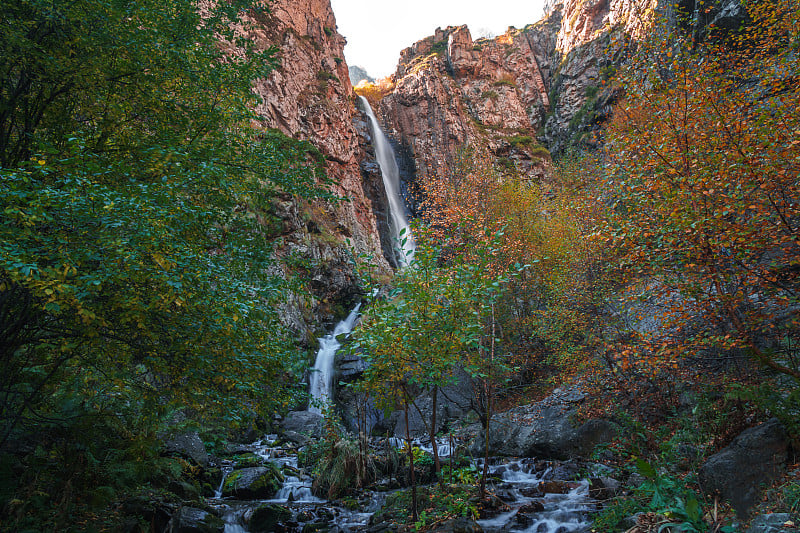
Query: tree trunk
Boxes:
[
  {"xmin": 404, "ymin": 398, "xmax": 418, "ymax": 522},
  {"xmin": 430, "ymin": 385, "xmax": 442, "ymax": 485}
]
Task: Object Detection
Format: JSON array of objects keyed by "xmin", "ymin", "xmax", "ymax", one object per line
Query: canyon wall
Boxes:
[
  {"xmin": 237, "ymin": 0, "xmax": 391, "ymax": 335},
  {"xmin": 373, "ymin": 0, "xmax": 662, "ymax": 184}
]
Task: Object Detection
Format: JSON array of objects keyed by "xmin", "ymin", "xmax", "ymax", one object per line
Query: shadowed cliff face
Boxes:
[{"xmin": 232, "ymin": 0, "xmax": 392, "ymax": 335}]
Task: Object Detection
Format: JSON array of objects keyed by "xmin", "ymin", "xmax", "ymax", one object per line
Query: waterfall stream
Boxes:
[
  {"xmin": 358, "ymin": 95, "xmax": 416, "ymax": 267},
  {"xmin": 308, "ymin": 304, "xmax": 362, "ymax": 414}
]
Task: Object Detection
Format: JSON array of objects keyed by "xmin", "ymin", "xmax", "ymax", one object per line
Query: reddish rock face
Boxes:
[
  {"xmin": 377, "ymin": 20, "xmax": 559, "ymax": 185},
  {"xmin": 374, "ymin": 0, "xmax": 661, "ymax": 179},
  {"xmin": 217, "ymin": 0, "xmax": 393, "ymax": 334},
  {"xmin": 240, "ymin": 0, "xmax": 388, "ymax": 274}
]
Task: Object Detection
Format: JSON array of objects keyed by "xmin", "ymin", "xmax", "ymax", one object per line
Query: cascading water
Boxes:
[
  {"xmin": 308, "ymin": 304, "xmax": 362, "ymax": 414},
  {"xmin": 358, "ymin": 95, "xmax": 416, "ymax": 267}
]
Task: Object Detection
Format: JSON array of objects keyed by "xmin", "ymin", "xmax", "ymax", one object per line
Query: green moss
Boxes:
[
  {"xmin": 250, "ymin": 504, "xmax": 292, "ymax": 533},
  {"xmin": 323, "ymin": 26, "xmax": 333, "ymax": 37},
  {"xmin": 430, "ymin": 40, "xmax": 447, "ymax": 55},
  {"xmin": 492, "ymin": 78, "xmax": 516, "ymax": 88},
  {"xmin": 232, "ymin": 453, "xmax": 263, "ymax": 468},
  {"xmin": 481, "ymin": 90, "xmax": 499, "ymax": 100},
  {"xmin": 509, "ymin": 135, "xmax": 534, "ymax": 148}
]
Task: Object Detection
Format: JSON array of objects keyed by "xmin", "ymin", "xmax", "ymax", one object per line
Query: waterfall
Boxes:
[
  {"xmin": 357, "ymin": 95, "xmax": 416, "ymax": 267},
  {"xmin": 308, "ymin": 304, "xmax": 362, "ymax": 414}
]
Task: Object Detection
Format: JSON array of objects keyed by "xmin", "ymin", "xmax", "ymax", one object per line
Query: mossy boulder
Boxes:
[
  {"xmin": 221, "ymin": 464, "xmax": 284, "ymax": 499},
  {"xmin": 231, "ymin": 452, "xmax": 264, "ymax": 468},
  {"xmin": 249, "ymin": 504, "xmax": 292, "ymax": 533},
  {"xmin": 167, "ymin": 506, "xmax": 224, "ymax": 533}
]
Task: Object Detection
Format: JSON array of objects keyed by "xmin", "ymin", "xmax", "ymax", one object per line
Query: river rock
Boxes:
[
  {"xmin": 249, "ymin": 504, "xmax": 292, "ymax": 533},
  {"xmin": 221, "ymin": 465, "xmax": 284, "ymax": 499},
  {"xmin": 280, "ymin": 410, "xmax": 324, "ymax": 446},
  {"xmin": 427, "ymin": 517, "xmax": 483, "ymax": 532},
  {"xmin": 699, "ymin": 418, "xmax": 789, "ymax": 517},
  {"xmin": 469, "ymin": 388, "xmax": 617, "ymax": 459},
  {"xmin": 746, "ymin": 513, "xmax": 796, "ymax": 532},
  {"xmin": 166, "ymin": 507, "xmax": 224, "ymax": 533},
  {"xmin": 163, "ymin": 431, "xmax": 208, "ymax": 466}
]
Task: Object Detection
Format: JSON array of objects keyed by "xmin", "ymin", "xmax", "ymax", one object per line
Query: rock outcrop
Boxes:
[
  {"xmin": 468, "ymin": 387, "xmax": 617, "ymax": 459},
  {"xmin": 235, "ymin": 0, "xmax": 391, "ymax": 335},
  {"xmin": 370, "ymin": 0, "xmax": 667, "ymax": 186},
  {"xmin": 378, "ymin": 20, "xmax": 559, "ymax": 186},
  {"xmin": 699, "ymin": 418, "xmax": 789, "ymax": 517}
]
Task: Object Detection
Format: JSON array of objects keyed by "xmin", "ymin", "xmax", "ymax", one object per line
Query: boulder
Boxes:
[
  {"xmin": 166, "ymin": 507, "xmax": 224, "ymax": 533},
  {"xmin": 746, "ymin": 513, "xmax": 796, "ymax": 533},
  {"xmin": 699, "ymin": 418, "xmax": 789, "ymax": 517},
  {"xmin": 249, "ymin": 504, "xmax": 292, "ymax": 533},
  {"xmin": 221, "ymin": 465, "xmax": 284, "ymax": 499},
  {"xmin": 427, "ymin": 517, "xmax": 483, "ymax": 533},
  {"xmin": 589, "ymin": 477, "xmax": 621, "ymax": 500},
  {"xmin": 469, "ymin": 388, "xmax": 617, "ymax": 459},
  {"xmin": 280, "ymin": 411, "xmax": 324, "ymax": 446},
  {"xmin": 163, "ymin": 431, "xmax": 208, "ymax": 466}
]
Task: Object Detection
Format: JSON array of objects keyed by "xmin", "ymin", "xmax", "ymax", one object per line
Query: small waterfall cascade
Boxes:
[
  {"xmin": 357, "ymin": 95, "xmax": 416, "ymax": 267},
  {"xmin": 308, "ymin": 304, "xmax": 362, "ymax": 414},
  {"xmin": 476, "ymin": 458, "xmax": 594, "ymax": 533}
]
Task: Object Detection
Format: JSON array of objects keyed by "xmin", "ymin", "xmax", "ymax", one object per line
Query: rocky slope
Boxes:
[{"xmin": 235, "ymin": 0, "xmax": 391, "ymax": 336}]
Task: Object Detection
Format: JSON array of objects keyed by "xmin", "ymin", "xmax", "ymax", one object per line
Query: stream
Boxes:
[
  {"xmin": 209, "ymin": 435, "xmax": 596, "ymax": 533},
  {"xmin": 206, "ymin": 98, "xmax": 596, "ymax": 532}
]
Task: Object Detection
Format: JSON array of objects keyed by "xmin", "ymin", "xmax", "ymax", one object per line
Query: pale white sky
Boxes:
[{"xmin": 330, "ymin": 0, "xmax": 548, "ymax": 78}]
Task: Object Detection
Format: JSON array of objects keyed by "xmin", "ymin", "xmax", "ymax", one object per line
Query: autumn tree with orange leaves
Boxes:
[
  {"xmin": 601, "ymin": 0, "xmax": 800, "ymax": 386},
  {"xmin": 420, "ymin": 146, "xmax": 608, "ymax": 381}
]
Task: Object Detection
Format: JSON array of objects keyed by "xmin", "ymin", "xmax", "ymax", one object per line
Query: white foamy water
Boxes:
[
  {"xmin": 358, "ymin": 95, "xmax": 415, "ymax": 267},
  {"xmin": 308, "ymin": 304, "xmax": 361, "ymax": 415}
]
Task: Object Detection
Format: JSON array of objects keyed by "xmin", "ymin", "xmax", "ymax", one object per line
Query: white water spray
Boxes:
[
  {"xmin": 358, "ymin": 95, "xmax": 416, "ymax": 267},
  {"xmin": 308, "ymin": 304, "xmax": 362, "ymax": 414}
]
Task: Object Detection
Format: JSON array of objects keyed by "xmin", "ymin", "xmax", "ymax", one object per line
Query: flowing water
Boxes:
[
  {"xmin": 358, "ymin": 95, "xmax": 416, "ymax": 267},
  {"xmin": 477, "ymin": 458, "xmax": 594, "ymax": 533},
  {"xmin": 211, "ymin": 435, "xmax": 595, "ymax": 532},
  {"xmin": 308, "ymin": 304, "xmax": 362, "ymax": 414}
]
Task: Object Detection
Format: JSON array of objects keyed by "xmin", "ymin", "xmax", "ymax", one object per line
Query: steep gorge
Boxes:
[
  {"xmin": 231, "ymin": 0, "xmax": 394, "ymax": 336},
  {"xmin": 371, "ymin": 0, "xmax": 662, "ymax": 187}
]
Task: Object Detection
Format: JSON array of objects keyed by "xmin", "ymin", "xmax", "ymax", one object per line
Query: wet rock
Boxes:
[
  {"xmin": 699, "ymin": 418, "xmax": 788, "ymax": 517},
  {"xmin": 221, "ymin": 465, "xmax": 284, "ymax": 499},
  {"xmin": 280, "ymin": 411, "xmax": 324, "ymax": 446},
  {"xmin": 495, "ymin": 487, "xmax": 518, "ymax": 503},
  {"xmin": 427, "ymin": 517, "xmax": 484, "ymax": 532},
  {"xmin": 302, "ymin": 522, "xmax": 332, "ymax": 533},
  {"xmin": 249, "ymin": 504, "xmax": 292, "ymax": 533},
  {"xmin": 163, "ymin": 431, "xmax": 208, "ymax": 466},
  {"xmin": 540, "ymin": 480, "xmax": 580, "ymax": 494},
  {"xmin": 519, "ymin": 486, "xmax": 544, "ymax": 498},
  {"xmin": 746, "ymin": 513, "xmax": 796, "ymax": 532},
  {"xmin": 166, "ymin": 507, "xmax": 223, "ymax": 533},
  {"xmin": 519, "ymin": 501, "xmax": 546, "ymax": 513}
]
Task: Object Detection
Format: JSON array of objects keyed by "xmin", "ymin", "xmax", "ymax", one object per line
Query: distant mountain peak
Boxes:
[{"xmin": 348, "ymin": 65, "xmax": 374, "ymax": 86}]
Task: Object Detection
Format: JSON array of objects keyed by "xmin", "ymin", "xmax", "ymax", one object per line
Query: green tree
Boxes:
[
  {"xmin": 355, "ymin": 226, "xmax": 521, "ymax": 507},
  {"xmin": 0, "ymin": 0, "xmax": 333, "ymax": 527}
]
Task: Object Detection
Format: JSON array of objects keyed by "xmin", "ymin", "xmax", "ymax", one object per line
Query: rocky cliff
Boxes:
[
  {"xmin": 371, "ymin": 0, "xmax": 663, "ymax": 186},
  {"xmin": 236, "ymin": 0, "xmax": 391, "ymax": 336}
]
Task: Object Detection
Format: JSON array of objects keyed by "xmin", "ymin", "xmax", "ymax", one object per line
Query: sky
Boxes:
[{"xmin": 329, "ymin": 0, "xmax": 548, "ymax": 79}]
